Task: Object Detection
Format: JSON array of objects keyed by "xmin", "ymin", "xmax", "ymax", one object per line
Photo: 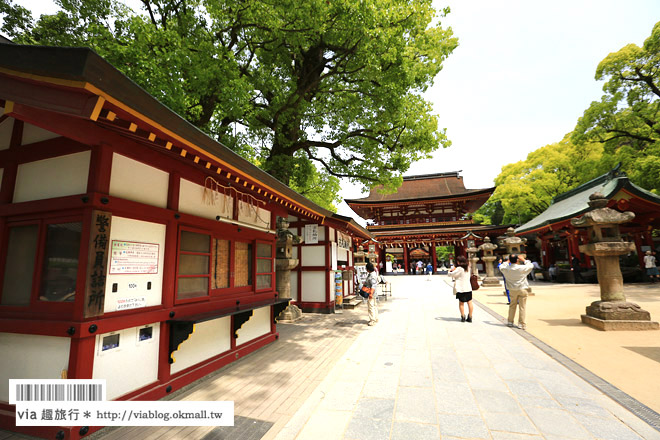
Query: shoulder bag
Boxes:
[{"xmin": 470, "ymin": 274, "xmax": 480, "ymax": 291}]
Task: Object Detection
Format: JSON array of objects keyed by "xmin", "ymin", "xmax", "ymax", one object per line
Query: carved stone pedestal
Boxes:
[
  {"xmin": 481, "ymin": 256, "xmax": 501, "ymax": 287},
  {"xmin": 581, "ymin": 301, "xmax": 659, "ymax": 331},
  {"xmin": 275, "ymin": 217, "xmax": 303, "ymax": 323},
  {"xmin": 276, "ymin": 258, "xmax": 303, "ymax": 322},
  {"xmin": 479, "ymin": 238, "xmax": 501, "ymax": 287},
  {"xmin": 572, "ymin": 192, "xmax": 658, "ymax": 331}
]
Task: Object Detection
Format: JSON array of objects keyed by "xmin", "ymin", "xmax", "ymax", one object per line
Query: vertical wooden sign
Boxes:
[{"xmin": 84, "ymin": 210, "xmax": 112, "ymax": 318}]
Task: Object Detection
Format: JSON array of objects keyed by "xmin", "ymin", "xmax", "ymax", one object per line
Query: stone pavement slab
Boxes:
[
  {"xmin": 3, "ymin": 276, "xmax": 660, "ymax": 440},
  {"xmin": 274, "ymin": 275, "xmax": 660, "ymax": 440}
]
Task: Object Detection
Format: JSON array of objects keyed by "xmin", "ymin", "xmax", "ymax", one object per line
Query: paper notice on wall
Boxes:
[
  {"xmin": 305, "ymin": 224, "xmax": 319, "ymax": 244},
  {"xmin": 116, "ymin": 297, "xmax": 146, "ymax": 311},
  {"xmin": 110, "ymin": 241, "xmax": 159, "ymax": 274},
  {"xmin": 337, "ymin": 231, "xmax": 351, "ymax": 250}
]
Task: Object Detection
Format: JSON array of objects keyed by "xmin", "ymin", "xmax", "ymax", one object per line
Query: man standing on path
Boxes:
[
  {"xmin": 643, "ymin": 250, "xmax": 659, "ymax": 283},
  {"xmin": 571, "ymin": 254, "xmax": 584, "ymax": 283},
  {"xmin": 499, "ymin": 254, "xmax": 534, "ymax": 330}
]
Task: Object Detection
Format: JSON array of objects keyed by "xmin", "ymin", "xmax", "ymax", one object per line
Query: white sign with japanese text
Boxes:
[
  {"xmin": 304, "ymin": 224, "xmax": 319, "ymax": 244},
  {"xmin": 110, "ymin": 241, "xmax": 159, "ymax": 274},
  {"xmin": 337, "ymin": 231, "xmax": 351, "ymax": 250}
]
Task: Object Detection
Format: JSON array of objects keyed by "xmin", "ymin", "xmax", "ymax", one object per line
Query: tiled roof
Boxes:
[
  {"xmin": 516, "ymin": 166, "xmax": 660, "ymax": 234},
  {"xmin": 345, "ymin": 172, "xmax": 494, "ymax": 203}
]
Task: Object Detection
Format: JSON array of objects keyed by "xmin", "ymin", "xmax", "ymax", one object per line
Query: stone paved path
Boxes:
[
  {"xmin": 274, "ymin": 275, "xmax": 660, "ymax": 440},
  {"xmin": 2, "ymin": 275, "xmax": 659, "ymax": 439}
]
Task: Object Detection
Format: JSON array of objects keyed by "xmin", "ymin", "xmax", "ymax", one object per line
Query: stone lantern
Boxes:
[
  {"xmin": 354, "ymin": 244, "xmax": 366, "ymax": 267},
  {"xmin": 478, "ymin": 236, "xmax": 500, "ymax": 287},
  {"xmin": 462, "ymin": 232, "xmax": 481, "ymax": 276},
  {"xmin": 571, "ymin": 192, "xmax": 658, "ymax": 330},
  {"xmin": 499, "ymin": 227, "xmax": 527, "ymax": 260},
  {"xmin": 275, "ymin": 217, "xmax": 303, "ymax": 322}
]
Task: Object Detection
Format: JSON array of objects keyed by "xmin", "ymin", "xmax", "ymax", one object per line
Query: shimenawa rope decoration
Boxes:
[{"xmin": 203, "ymin": 176, "xmax": 271, "ymax": 226}]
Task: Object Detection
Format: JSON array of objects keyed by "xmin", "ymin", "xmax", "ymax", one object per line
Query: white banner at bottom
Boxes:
[{"xmin": 15, "ymin": 401, "xmax": 234, "ymax": 426}]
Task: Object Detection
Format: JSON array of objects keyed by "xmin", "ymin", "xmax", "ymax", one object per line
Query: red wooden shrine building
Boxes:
[
  {"xmin": 346, "ymin": 172, "xmax": 510, "ymax": 272},
  {"xmin": 516, "ymin": 166, "xmax": 660, "ymax": 277},
  {"xmin": 0, "ymin": 43, "xmax": 370, "ymax": 439}
]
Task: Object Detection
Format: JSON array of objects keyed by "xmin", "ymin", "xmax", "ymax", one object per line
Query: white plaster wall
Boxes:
[
  {"xmin": 0, "ymin": 114, "xmax": 13, "ymax": 150},
  {"xmin": 289, "ymin": 272, "xmax": 298, "ymax": 301},
  {"xmin": 338, "ymin": 248, "xmax": 348, "ymax": 262},
  {"xmin": 236, "ymin": 306, "xmax": 270, "ymax": 346},
  {"xmin": 317, "ymin": 227, "xmax": 326, "ymax": 241},
  {"xmin": 329, "ymin": 227, "xmax": 335, "ymax": 241},
  {"xmin": 21, "ymin": 122, "xmax": 60, "ymax": 145},
  {"xmin": 179, "ymin": 178, "xmax": 233, "ymax": 221},
  {"xmin": 109, "ymin": 153, "xmax": 169, "ymax": 208},
  {"xmin": 170, "ymin": 317, "xmax": 231, "ymax": 375},
  {"xmin": 349, "ymin": 252, "xmax": 353, "ymax": 266},
  {"xmin": 301, "ymin": 271, "xmax": 326, "ymax": 302},
  {"xmin": 0, "ymin": 333, "xmax": 70, "ymax": 402},
  {"xmin": 104, "ymin": 217, "xmax": 166, "ymax": 313},
  {"xmin": 291, "ymin": 246, "xmax": 299, "ymax": 260},
  {"xmin": 287, "ymin": 215, "xmax": 298, "ymax": 222},
  {"xmin": 14, "ymin": 151, "xmax": 91, "ymax": 203},
  {"xmin": 93, "ymin": 324, "xmax": 160, "ymax": 400},
  {"xmin": 237, "ymin": 200, "xmax": 271, "ymax": 229},
  {"xmin": 301, "ymin": 245, "xmax": 325, "ymax": 266}
]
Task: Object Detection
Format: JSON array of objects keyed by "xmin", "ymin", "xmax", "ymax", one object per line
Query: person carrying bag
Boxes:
[{"xmin": 449, "ymin": 255, "xmax": 474, "ymax": 322}]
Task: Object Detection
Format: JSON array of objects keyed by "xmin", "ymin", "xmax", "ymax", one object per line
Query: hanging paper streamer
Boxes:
[{"xmin": 203, "ymin": 176, "xmax": 269, "ymax": 225}]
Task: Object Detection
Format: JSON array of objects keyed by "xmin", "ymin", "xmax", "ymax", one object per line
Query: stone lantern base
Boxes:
[
  {"xmin": 277, "ymin": 305, "xmax": 303, "ymax": 323},
  {"xmin": 581, "ymin": 301, "xmax": 659, "ymax": 331},
  {"xmin": 481, "ymin": 276, "xmax": 501, "ymax": 287}
]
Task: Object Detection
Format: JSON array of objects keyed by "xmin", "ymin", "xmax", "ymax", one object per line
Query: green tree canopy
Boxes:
[
  {"xmin": 572, "ymin": 20, "xmax": 660, "ymax": 193},
  {"xmin": 478, "ymin": 135, "xmax": 607, "ymax": 225},
  {"xmin": 1, "ymin": 0, "xmax": 457, "ymax": 211}
]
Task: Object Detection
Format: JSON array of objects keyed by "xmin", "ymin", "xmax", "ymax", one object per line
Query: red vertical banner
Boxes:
[{"xmin": 84, "ymin": 210, "xmax": 112, "ymax": 318}]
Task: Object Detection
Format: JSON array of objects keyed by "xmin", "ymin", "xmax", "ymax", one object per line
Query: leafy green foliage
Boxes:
[
  {"xmin": 435, "ymin": 245, "xmax": 454, "ymax": 262},
  {"xmin": 572, "ymin": 21, "xmax": 660, "ymax": 193},
  {"xmin": 480, "ymin": 135, "xmax": 606, "ymax": 225},
  {"xmin": 1, "ymin": 0, "xmax": 458, "ymax": 210}
]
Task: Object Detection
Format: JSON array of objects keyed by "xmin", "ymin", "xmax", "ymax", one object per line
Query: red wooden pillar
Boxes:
[
  {"xmin": 67, "ymin": 336, "xmax": 96, "ymax": 379},
  {"xmin": 634, "ymin": 233, "xmax": 645, "ymax": 269},
  {"xmin": 541, "ymin": 238, "xmax": 550, "ymax": 268},
  {"xmin": 403, "ymin": 243, "xmax": 409, "ymax": 274},
  {"xmin": 431, "ymin": 243, "xmax": 437, "ymax": 273},
  {"xmin": 579, "ymin": 232, "xmax": 592, "ymax": 269},
  {"xmin": 568, "ymin": 232, "xmax": 581, "ymax": 265}
]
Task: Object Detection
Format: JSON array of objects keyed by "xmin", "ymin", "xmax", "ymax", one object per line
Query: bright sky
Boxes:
[{"xmin": 6, "ymin": 0, "xmax": 660, "ymax": 223}]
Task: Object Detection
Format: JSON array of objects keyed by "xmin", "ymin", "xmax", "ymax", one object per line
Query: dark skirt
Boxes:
[{"xmin": 456, "ymin": 292, "xmax": 472, "ymax": 303}]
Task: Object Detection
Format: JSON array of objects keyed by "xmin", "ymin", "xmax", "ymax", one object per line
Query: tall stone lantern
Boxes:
[
  {"xmin": 275, "ymin": 217, "xmax": 303, "ymax": 322},
  {"xmin": 462, "ymin": 232, "xmax": 481, "ymax": 275},
  {"xmin": 478, "ymin": 236, "xmax": 500, "ymax": 287},
  {"xmin": 571, "ymin": 192, "xmax": 658, "ymax": 330},
  {"xmin": 499, "ymin": 227, "xmax": 527, "ymax": 260}
]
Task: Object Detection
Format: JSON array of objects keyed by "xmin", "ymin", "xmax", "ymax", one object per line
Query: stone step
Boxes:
[{"xmin": 338, "ymin": 295, "xmax": 364, "ymax": 310}]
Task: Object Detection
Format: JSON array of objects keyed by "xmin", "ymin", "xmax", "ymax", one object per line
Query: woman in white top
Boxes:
[{"xmin": 450, "ymin": 255, "xmax": 473, "ymax": 322}]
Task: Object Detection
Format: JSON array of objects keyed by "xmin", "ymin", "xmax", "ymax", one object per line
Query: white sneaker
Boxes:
[{"xmin": 507, "ymin": 322, "xmax": 514, "ymax": 327}]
